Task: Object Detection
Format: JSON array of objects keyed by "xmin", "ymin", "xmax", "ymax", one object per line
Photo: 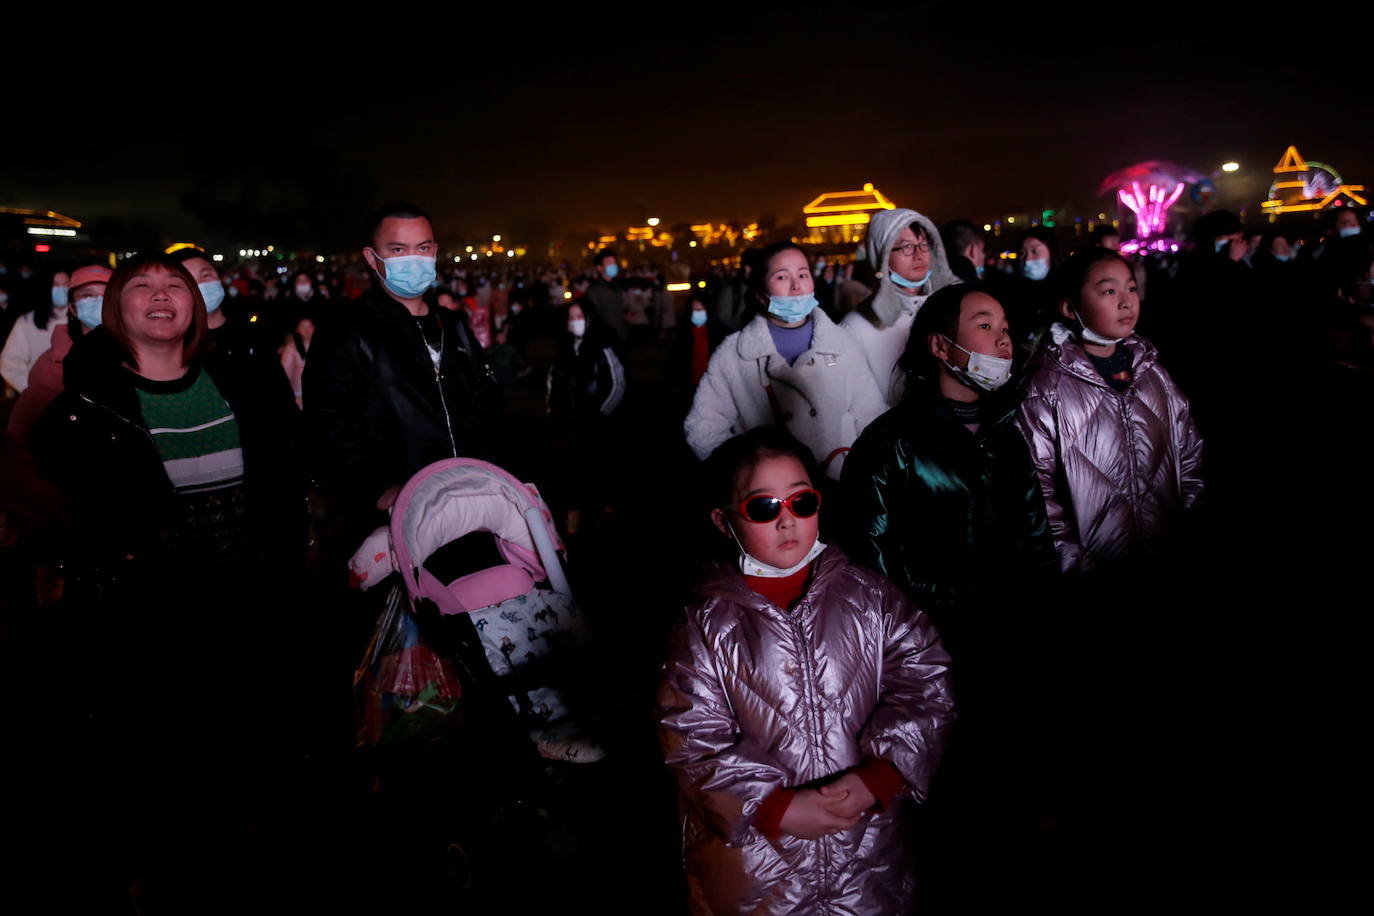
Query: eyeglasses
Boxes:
[
  {"xmin": 891, "ymin": 241, "xmax": 932, "ymax": 257},
  {"xmin": 733, "ymin": 488, "xmax": 822, "ymax": 524}
]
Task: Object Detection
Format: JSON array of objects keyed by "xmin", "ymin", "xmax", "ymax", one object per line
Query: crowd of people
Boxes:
[{"xmin": 1, "ymin": 196, "xmax": 1369, "ymax": 913}]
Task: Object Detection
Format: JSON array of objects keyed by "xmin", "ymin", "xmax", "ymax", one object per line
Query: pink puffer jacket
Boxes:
[
  {"xmin": 659, "ymin": 546, "xmax": 955, "ymax": 915},
  {"xmin": 1015, "ymin": 325, "xmax": 1203, "ymax": 573}
]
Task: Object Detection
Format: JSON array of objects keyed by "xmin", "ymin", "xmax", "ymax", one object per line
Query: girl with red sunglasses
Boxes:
[{"xmin": 659, "ymin": 427, "xmax": 955, "ymax": 914}]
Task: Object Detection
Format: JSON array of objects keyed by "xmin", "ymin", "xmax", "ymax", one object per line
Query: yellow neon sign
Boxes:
[
  {"xmin": 666, "ymin": 282, "xmax": 692, "ymax": 292},
  {"xmin": 802, "ymin": 182, "xmax": 897, "ymax": 215},
  {"xmin": 1274, "ymin": 146, "xmax": 1307, "ymax": 173},
  {"xmin": 805, "ymin": 213, "xmax": 873, "ymax": 228}
]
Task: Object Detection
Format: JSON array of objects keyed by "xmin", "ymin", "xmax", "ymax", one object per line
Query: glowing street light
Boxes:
[
  {"xmin": 492, "ymin": 234, "xmax": 501, "ymax": 242},
  {"xmin": 647, "ymin": 217, "xmax": 660, "ymax": 227},
  {"xmin": 1221, "ymin": 162, "xmax": 1240, "ymax": 173}
]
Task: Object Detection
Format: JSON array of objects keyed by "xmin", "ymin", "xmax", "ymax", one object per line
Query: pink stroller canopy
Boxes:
[{"xmin": 390, "ymin": 458, "xmax": 570, "ymax": 615}]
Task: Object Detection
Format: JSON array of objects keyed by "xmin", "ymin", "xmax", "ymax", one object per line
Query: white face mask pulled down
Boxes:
[
  {"xmin": 941, "ymin": 336, "xmax": 1013, "ymax": 392},
  {"xmin": 727, "ymin": 520, "xmax": 826, "ymax": 577}
]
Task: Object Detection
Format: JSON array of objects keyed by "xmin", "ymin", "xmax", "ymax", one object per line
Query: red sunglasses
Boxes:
[{"xmin": 732, "ymin": 488, "xmax": 822, "ymax": 524}]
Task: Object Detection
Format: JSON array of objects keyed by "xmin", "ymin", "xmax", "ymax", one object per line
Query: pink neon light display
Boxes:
[{"xmin": 1118, "ymin": 181, "xmax": 1185, "ymax": 239}]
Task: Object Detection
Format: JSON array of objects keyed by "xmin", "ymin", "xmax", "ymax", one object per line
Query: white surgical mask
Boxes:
[
  {"xmin": 569, "ymin": 319, "xmax": 586, "ymax": 337},
  {"xmin": 1074, "ymin": 313, "xmax": 1127, "ymax": 347},
  {"xmin": 941, "ymin": 336, "xmax": 1012, "ymax": 392},
  {"xmin": 727, "ymin": 520, "xmax": 827, "ymax": 578}
]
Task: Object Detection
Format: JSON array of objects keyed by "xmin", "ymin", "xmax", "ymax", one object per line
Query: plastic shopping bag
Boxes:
[{"xmin": 353, "ymin": 580, "xmax": 463, "ymax": 747}]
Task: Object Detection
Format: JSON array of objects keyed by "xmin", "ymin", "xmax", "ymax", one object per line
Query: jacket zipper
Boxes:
[
  {"xmin": 789, "ymin": 604, "xmax": 834, "ymax": 907},
  {"xmin": 416, "ymin": 316, "xmax": 459, "ymax": 457},
  {"xmin": 1118, "ymin": 392, "xmax": 1140, "ymax": 517}
]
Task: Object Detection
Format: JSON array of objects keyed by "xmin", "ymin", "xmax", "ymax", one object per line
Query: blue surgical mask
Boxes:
[
  {"xmin": 888, "ymin": 267, "xmax": 931, "ymax": 291},
  {"xmin": 1274, "ymin": 253, "xmax": 1293, "ymax": 262},
  {"xmin": 51, "ymin": 286, "xmax": 68, "ymax": 307},
  {"xmin": 1339, "ymin": 225, "xmax": 1361, "ymax": 239},
  {"xmin": 1213, "ymin": 238, "xmax": 1230, "ymax": 253},
  {"xmin": 767, "ymin": 293, "xmax": 819, "ymax": 324},
  {"xmin": 373, "ymin": 253, "xmax": 437, "ymax": 299},
  {"xmin": 974, "ymin": 264, "xmax": 985, "ymax": 279},
  {"xmin": 1022, "ymin": 258, "xmax": 1049, "ymax": 281},
  {"xmin": 76, "ymin": 296, "xmax": 104, "ymax": 329},
  {"xmin": 690, "ymin": 309, "xmax": 708, "ymax": 327},
  {"xmin": 198, "ymin": 280, "xmax": 225, "ymax": 314},
  {"xmin": 603, "ymin": 262, "xmax": 620, "ymax": 279}
]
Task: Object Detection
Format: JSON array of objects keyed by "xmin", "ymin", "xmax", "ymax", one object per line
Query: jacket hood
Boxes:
[
  {"xmin": 863, "ymin": 208, "xmax": 959, "ymax": 328},
  {"xmin": 735, "ymin": 307, "xmax": 848, "ymax": 361},
  {"xmin": 1043, "ymin": 321, "xmax": 1159, "ymax": 388}
]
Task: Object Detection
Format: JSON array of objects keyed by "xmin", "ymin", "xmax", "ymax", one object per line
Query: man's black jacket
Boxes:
[{"xmin": 303, "ymin": 284, "xmax": 501, "ymax": 531}]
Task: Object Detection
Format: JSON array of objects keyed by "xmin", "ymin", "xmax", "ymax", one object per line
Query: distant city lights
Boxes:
[
  {"xmin": 647, "ymin": 217, "xmax": 661, "ymax": 227},
  {"xmin": 666, "ymin": 282, "xmax": 692, "ymax": 292},
  {"xmin": 212, "ymin": 254, "xmax": 224, "ymax": 262},
  {"xmin": 1221, "ymin": 162, "xmax": 1240, "ymax": 172}
]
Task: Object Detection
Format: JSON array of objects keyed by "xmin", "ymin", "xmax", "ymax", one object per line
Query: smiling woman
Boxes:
[
  {"xmin": 99, "ymin": 255, "xmax": 210, "ymax": 379},
  {"xmin": 28, "ymin": 252, "xmax": 304, "ymax": 905}
]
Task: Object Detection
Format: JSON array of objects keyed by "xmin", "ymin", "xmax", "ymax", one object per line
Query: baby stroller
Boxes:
[{"xmin": 352, "ymin": 457, "xmax": 601, "ymax": 763}]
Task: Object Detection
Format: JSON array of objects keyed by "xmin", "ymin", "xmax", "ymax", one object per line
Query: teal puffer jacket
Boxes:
[{"xmin": 840, "ymin": 383, "xmax": 1058, "ymax": 627}]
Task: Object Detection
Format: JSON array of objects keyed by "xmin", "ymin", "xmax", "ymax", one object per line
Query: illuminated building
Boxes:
[
  {"xmin": 798, "ymin": 182, "xmax": 896, "ymax": 245},
  {"xmin": 1260, "ymin": 145, "xmax": 1367, "ymax": 217}
]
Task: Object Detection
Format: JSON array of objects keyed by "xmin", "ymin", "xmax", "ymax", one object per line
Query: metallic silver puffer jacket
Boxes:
[
  {"xmin": 659, "ymin": 547, "xmax": 955, "ymax": 915},
  {"xmin": 1015, "ymin": 325, "xmax": 1204, "ymax": 573}
]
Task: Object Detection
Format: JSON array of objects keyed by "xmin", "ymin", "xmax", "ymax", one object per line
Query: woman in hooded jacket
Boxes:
[{"xmin": 842, "ymin": 208, "xmax": 960, "ymax": 407}]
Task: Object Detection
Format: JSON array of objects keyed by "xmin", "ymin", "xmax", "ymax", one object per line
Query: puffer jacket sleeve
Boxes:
[
  {"xmin": 659, "ymin": 611, "xmax": 793, "ymax": 847},
  {"xmin": 684, "ymin": 342, "xmax": 747, "ymax": 460},
  {"xmin": 1166, "ymin": 369, "xmax": 1204, "ymax": 509},
  {"xmin": 1016, "ymin": 384, "xmax": 1082, "ymax": 572},
  {"xmin": 856, "ymin": 576, "xmax": 956, "ymax": 803},
  {"xmin": 839, "ymin": 424, "xmax": 904, "ymax": 582},
  {"xmin": 595, "ymin": 345, "xmax": 626, "ymax": 416}
]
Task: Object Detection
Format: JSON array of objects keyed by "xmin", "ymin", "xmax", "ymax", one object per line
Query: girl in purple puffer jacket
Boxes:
[
  {"xmin": 659, "ymin": 427, "xmax": 955, "ymax": 915},
  {"xmin": 1016, "ymin": 248, "xmax": 1204, "ymax": 573}
]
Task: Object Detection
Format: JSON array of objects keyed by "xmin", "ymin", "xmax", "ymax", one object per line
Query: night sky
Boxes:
[{"xmin": 6, "ymin": 7, "xmax": 1371, "ymax": 249}]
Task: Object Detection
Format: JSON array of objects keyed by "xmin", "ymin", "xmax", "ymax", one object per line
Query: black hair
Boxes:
[
  {"xmin": 365, "ymin": 201, "xmax": 433, "ymax": 247},
  {"xmin": 1019, "ymin": 227, "xmax": 1059, "ymax": 264},
  {"xmin": 1191, "ymin": 210, "xmax": 1243, "ymax": 248},
  {"xmin": 701, "ymin": 426, "xmax": 819, "ymax": 517},
  {"xmin": 941, "ymin": 219, "xmax": 982, "ymax": 258},
  {"xmin": 1055, "ymin": 248, "xmax": 1133, "ymax": 310},
  {"xmin": 747, "ymin": 241, "xmax": 809, "ymax": 305},
  {"xmin": 1089, "ymin": 225, "xmax": 1120, "ymax": 246},
  {"xmin": 169, "ymin": 247, "xmax": 212, "ymax": 267},
  {"xmin": 593, "ymin": 248, "xmax": 617, "ymax": 267},
  {"xmin": 897, "ymin": 282, "xmax": 988, "ymax": 388}
]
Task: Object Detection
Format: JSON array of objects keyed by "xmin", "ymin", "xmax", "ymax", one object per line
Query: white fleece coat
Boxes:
[
  {"xmin": 684, "ymin": 310, "xmax": 886, "ymax": 479},
  {"xmin": 1, "ymin": 308, "xmax": 63, "ymax": 393}
]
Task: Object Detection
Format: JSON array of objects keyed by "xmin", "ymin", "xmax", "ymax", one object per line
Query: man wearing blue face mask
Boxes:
[
  {"xmin": 584, "ymin": 248, "xmax": 629, "ymax": 346},
  {"xmin": 304, "ymin": 201, "xmax": 501, "ymax": 543},
  {"xmin": 170, "ymin": 248, "xmax": 270, "ymax": 369}
]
